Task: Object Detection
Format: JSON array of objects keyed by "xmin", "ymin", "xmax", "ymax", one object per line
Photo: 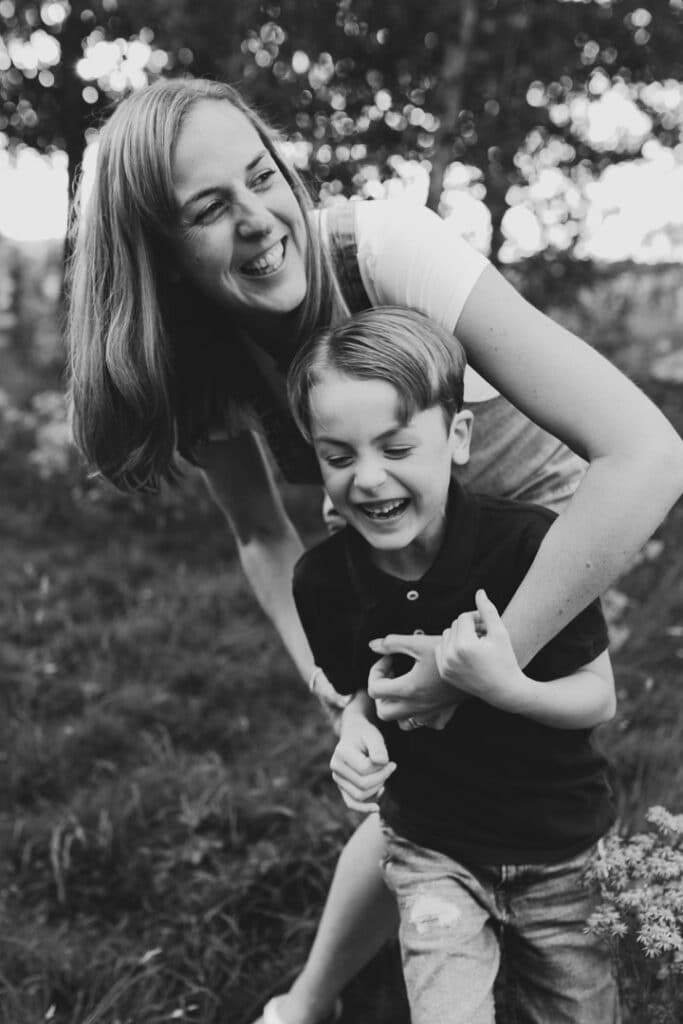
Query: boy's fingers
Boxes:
[
  {"xmin": 335, "ymin": 764, "xmax": 395, "ymax": 792},
  {"xmin": 332, "ymin": 771, "xmax": 387, "ymax": 803},
  {"xmin": 455, "ymin": 612, "xmax": 478, "ymax": 643},
  {"xmin": 474, "ymin": 589, "xmax": 501, "ymax": 632},
  {"xmin": 365, "ymin": 731, "xmax": 390, "ymax": 765},
  {"xmin": 331, "ymin": 750, "xmax": 396, "ymax": 785},
  {"xmin": 332, "ymin": 744, "xmax": 375, "ymax": 774},
  {"xmin": 343, "ymin": 795, "xmax": 380, "ymax": 814}
]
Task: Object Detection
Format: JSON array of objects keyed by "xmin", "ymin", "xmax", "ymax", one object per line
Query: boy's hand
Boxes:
[
  {"xmin": 435, "ymin": 590, "xmax": 531, "ymax": 713},
  {"xmin": 330, "ymin": 713, "xmax": 396, "ymax": 813},
  {"xmin": 367, "ymin": 635, "xmax": 467, "ymax": 729}
]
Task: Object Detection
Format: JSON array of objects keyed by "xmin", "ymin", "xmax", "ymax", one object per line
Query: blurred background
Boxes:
[{"xmin": 1, "ymin": 2, "xmax": 683, "ymax": 1023}]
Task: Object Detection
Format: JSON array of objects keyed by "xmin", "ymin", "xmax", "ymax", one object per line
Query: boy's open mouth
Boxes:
[
  {"xmin": 241, "ymin": 237, "xmax": 286, "ymax": 277},
  {"xmin": 359, "ymin": 498, "xmax": 410, "ymax": 521}
]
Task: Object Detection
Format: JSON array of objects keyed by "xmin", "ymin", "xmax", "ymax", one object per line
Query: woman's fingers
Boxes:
[
  {"xmin": 369, "ymin": 633, "xmax": 439, "ymax": 660},
  {"xmin": 309, "ymin": 667, "xmax": 352, "ymax": 710}
]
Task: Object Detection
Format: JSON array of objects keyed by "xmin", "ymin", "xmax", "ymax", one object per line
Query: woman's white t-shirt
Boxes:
[{"xmin": 322, "ymin": 198, "xmax": 499, "ymax": 403}]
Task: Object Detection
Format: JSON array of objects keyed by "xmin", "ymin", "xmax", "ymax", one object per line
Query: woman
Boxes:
[{"xmin": 67, "ymin": 78, "xmax": 683, "ymax": 1024}]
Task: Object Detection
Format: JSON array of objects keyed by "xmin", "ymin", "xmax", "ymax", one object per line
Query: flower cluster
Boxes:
[
  {"xmin": 586, "ymin": 806, "xmax": 683, "ymax": 1020},
  {"xmin": 587, "ymin": 806, "xmax": 683, "ymax": 962}
]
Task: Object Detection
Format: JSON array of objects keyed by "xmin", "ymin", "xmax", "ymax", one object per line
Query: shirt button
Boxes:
[
  {"xmin": 406, "ymin": 589, "xmax": 419, "ymax": 601},
  {"xmin": 413, "ymin": 628, "xmax": 425, "ymax": 635}
]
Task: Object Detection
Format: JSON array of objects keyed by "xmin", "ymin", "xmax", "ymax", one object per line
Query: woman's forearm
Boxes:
[
  {"xmin": 238, "ymin": 527, "xmax": 315, "ymax": 683},
  {"xmin": 456, "ymin": 265, "xmax": 683, "ymax": 666},
  {"xmin": 200, "ymin": 434, "xmax": 318, "ymax": 685},
  {"xmin": 502, "ymin": 447, "xmax": 683, "ymax": 668}
]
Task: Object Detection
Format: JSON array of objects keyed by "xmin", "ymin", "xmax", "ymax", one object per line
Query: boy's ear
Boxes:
[{"xmin": 449, "ymin": 410, "xmax": 473, "ymax": 467}]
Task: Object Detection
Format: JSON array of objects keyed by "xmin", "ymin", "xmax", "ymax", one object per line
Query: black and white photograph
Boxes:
[{"xmin": 1, "ymin": 2, "xmax": 683, "ymax": 1022}]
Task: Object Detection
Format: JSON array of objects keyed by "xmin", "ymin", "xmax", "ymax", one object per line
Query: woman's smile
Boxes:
[
  {"xmin": 240, "ymin": 236, "xmax": 287, "ymax": 277},
  {"xmin": 171, "ymin": 100, "xmax": 308, "ymax": 318}
]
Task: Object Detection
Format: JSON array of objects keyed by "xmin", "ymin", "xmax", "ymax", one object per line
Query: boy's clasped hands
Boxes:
[{"xmin": 331, "ymin": 589, "xmax": 526, "ymax": 813}]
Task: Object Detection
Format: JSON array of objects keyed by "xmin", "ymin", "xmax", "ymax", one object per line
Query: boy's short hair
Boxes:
[{"xmin": 288, "ymin": 306, "xmax": 467, "ymax": 442}]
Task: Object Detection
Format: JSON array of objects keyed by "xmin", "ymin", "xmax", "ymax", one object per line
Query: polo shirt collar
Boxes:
[{"xmin": 344, "ymin": 478, "xmax": 480, "ymax": 608}]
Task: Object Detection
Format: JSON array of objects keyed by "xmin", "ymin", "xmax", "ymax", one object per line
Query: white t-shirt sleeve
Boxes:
[{"xmin": 354, "ymin": 199, "xmax": 498, "ymax": 402}]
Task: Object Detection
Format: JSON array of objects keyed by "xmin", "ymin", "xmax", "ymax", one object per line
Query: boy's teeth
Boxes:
[
  {"xmin": 362, "ymin": 498, "xmax": 408, "ymax": 519},
  {"xmin": 241, "ymin": 240, "xmax": 285, "ymax": 276}
]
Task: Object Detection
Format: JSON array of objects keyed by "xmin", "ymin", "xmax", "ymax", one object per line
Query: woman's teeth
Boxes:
[
  {"xmin": 241, "ymin": 239, "xmax": 285, "ymax": 276},
  {"xmin": 361, "ymin": 498, "xmax": 409, "ymax": 520}
]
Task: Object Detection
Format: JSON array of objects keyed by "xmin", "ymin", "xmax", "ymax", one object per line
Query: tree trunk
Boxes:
[
  {"xmin": 58, "ymin": 0, "xmax": 90, "ymax": 287},
  {"xmin": 426, "ymin": 0, "xmax": 479, "ymax": 213}
]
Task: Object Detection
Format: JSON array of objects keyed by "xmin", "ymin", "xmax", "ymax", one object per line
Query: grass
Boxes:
[{"xmin": 1, "ymin": 271, "xmax": 683, "ymax": 1022}]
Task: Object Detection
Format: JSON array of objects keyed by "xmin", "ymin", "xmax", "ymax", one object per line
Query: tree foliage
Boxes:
[{"xmin": 1, "ymin": 0, "xmax": 682, "ymax": 260}]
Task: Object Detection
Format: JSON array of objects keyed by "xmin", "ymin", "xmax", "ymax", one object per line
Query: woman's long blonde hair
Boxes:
[{"xmin": 67, "ymin": 77, "xmax": 345, "ymax": 491}]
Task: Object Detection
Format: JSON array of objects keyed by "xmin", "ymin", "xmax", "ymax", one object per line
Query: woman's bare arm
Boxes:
[
  {"xmin": 201, "ymin": 431, "xmax": 315, "ymax": 683},
  {"xmin": 456, "ymin": 264, "xmax": 683, "ymax": 667},
  {"xmin": 369, "ymin": 264, "xmax": 683, "ymax": 724}
]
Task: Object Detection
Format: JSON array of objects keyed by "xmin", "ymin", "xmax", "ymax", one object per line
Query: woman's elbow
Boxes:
[
  {"xmin": 595, "ymin": 689, "xmax": 617, "ymax": 726},
  {"xmin": 624, "ymin": 430, "xmax": 683, "ymax": 504},
  {"xmin": 660, "ymin": 432, "xmax": 683, "ymax": 490}
]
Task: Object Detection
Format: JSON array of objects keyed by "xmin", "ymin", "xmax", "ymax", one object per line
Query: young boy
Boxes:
[{"xmin": 287, "ymin": 307, "xmax": 619, "ymax": 1024}]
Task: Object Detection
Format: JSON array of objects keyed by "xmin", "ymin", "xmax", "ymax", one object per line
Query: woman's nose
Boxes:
[{"xmin": 235, "ymin": 193, "xmax": 275, "ymax": 239}]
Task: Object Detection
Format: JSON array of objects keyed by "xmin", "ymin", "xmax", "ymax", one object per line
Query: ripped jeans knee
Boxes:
[
  {"xmin": 380, "ymin": 828, "xmax": 499, "ymax": 1024},
  {"xmin": 380, "ymin": 825, "xmax": 619, "ymax": 1024}
]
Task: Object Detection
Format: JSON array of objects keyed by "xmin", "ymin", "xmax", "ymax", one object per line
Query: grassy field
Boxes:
[{"xmin": 1, "ymin": 263, "xmax": 683, "ymax": 1023}]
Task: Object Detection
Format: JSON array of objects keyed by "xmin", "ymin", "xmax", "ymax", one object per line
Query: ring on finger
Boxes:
[{"xmin": 406, "ymin": 716, "xmax": 423, "ymax": 730}]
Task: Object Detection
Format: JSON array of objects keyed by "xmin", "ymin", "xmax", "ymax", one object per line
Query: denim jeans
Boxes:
[{"xmin": 380, "ymin": 827, "xmax": 619, "ymax": 1024}]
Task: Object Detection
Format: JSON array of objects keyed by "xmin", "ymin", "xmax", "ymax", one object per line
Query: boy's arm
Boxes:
[
  {"xmin": 331, "ymin": 692, "xmax": 397, "ymax": 813},
  {"xmin": 436, "ymin": 590, "xmax": 616, "ymax": 729},
  {"xmin": 292, "ymin": 554, "xmax": 398, "ymax": 808}
]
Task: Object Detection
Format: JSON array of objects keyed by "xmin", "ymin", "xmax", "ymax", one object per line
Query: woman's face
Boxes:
[{"xmin": 171, "ymin": 100, "xmax": 308, "ymax": 321}]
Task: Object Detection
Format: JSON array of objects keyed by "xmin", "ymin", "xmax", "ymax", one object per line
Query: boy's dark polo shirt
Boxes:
[{"xmin": 293, "ymin": 481, "xmax": 615, "ymax": 865}]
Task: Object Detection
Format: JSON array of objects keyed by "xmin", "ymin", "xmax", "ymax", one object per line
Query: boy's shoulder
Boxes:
[
  {"xmin": 475, "ymin": 490, "xmax": 557, "ymax": 525},
  {"xmin": 293, "ymin": 528, "xmax": 353, "ymax": 593},
  {"xmin": 473, "ymin": 491, "xmax": 557, "ymax": 554}
]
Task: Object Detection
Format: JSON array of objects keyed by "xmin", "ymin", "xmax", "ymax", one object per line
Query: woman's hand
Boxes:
[
  {"xmin": 367, "ymin": 634, "xmax": 467, "ymax": 730},
  {"xmin": 331, "ymin": 709, "xmax": 396, "ymax": 813},
  {"xmin": 308, "ymin": 665, "xmax": 352, "ymax": 710}
]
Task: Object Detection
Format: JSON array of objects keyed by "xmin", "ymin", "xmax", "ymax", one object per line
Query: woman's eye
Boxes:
[
  {"xmin": 384, "ymin": 447, "xmax": 412, "ymax": 459},
  {"xmin": 252, "ymin": 168, "xmax": 276, "ymax": 189},
  {"xmin": 196, "ymin": 200, "xmax": 225, "ymax": 225},
  {"xmin": 325, "ymin": 454, "xmax": 353, "ymax": 468}
]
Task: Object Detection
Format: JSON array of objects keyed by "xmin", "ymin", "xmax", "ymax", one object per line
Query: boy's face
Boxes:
[{"xmin": 310, "ymin": 369, "xmax": 471, "ymax": 575}]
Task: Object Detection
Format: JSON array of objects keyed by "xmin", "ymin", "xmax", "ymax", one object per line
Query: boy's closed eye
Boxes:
[
  {"xmin": 322, "ymin": 446, "xmax": 414, "ymax": 468},
  {"xmin": 324, "ymin": 453, "xmax": 354, "ymax": 468},
  {"xmin": 384, "ymin": 446, "xmax": 413, "ymax": 459}
]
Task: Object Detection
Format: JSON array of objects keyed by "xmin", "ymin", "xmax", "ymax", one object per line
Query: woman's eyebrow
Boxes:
[
  {"xmin": 181, "ymin": 150, "xmax": 269, "ymax": 208},
  {"xmin": 246, "ymin": 148, "xmax": 269, "ymax": 171}
]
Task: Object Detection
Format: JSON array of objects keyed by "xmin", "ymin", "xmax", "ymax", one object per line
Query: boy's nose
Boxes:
[{"xmin": 353, "ymin": 459, "xmax": 387, "ymax": 491}]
